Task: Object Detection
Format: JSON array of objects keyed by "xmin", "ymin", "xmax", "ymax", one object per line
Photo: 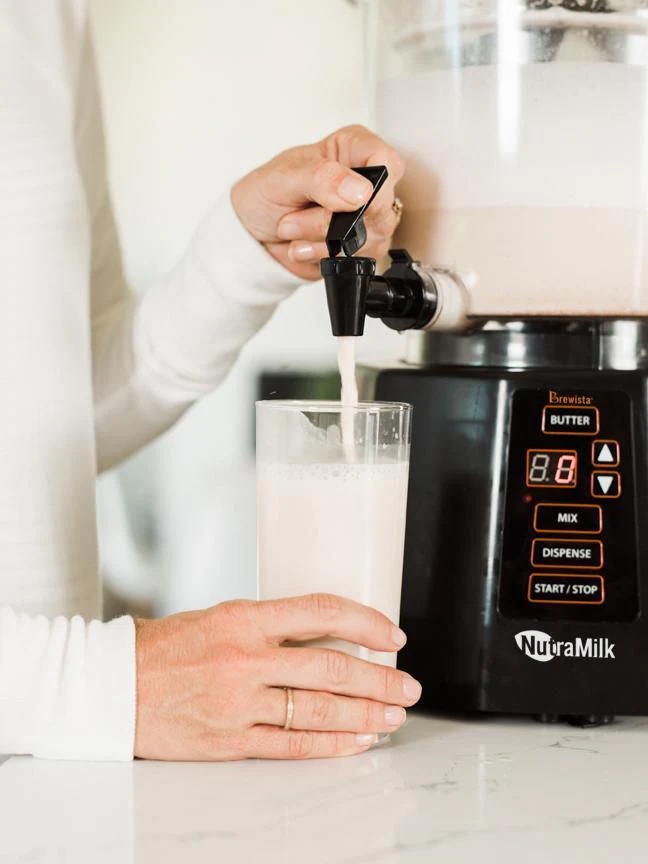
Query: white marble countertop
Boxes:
[{"xmin": 2, "ymin": 712, "xmax": 648, "ymax": 864}]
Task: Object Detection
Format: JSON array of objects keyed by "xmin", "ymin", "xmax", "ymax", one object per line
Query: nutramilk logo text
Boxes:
[{"xmin": 514, "ymin": 630, "xmax": 615, "ymax": 662}]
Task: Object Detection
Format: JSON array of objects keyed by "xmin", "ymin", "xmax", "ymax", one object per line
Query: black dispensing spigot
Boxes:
[
  {"xmin": 320, "ymin": 166, "xmax": 388, "ymax": 337},
  {"xmin": 320, "ymin": 255, "xmax": 377, "ymax": 337},
  {"xmin": 320, "ymin": 166, "xmax": 440, "ymax": 337}
]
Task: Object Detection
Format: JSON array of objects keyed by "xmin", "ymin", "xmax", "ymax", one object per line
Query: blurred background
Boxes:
[{"xmin": 90, "ymin": 0, "xmax": 402, "ymax": 618}]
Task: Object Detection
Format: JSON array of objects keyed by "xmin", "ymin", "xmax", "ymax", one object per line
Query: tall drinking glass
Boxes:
[{"xmin": 257, "ymin": 400, "xmax": 412, "ymax": 667}]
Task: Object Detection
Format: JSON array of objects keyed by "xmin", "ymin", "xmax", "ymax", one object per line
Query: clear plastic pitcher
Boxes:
[{"xmin": 370, "ymin": 0, "xmax": 648, "ymax": 318}]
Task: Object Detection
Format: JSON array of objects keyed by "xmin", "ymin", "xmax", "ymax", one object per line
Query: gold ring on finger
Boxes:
[
  {"xmin": 392, "ymin": 196, "xmax": 404, "ymax": 227},
  {"xmin": 283, "ymin": 687, "xmax": 295, "ymax": 731}
]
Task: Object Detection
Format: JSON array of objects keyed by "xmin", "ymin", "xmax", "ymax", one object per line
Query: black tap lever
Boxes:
[
  {"xmin": 325, "ymin": 166, "xmax": 388, "ymax": 257},
  {"xmin": 321, "ymin": 169, "xmax": 467, "ymax": 336},
  {"xmin": 321, "ymin": 166, "xmax": 443, "ymax": 337}
]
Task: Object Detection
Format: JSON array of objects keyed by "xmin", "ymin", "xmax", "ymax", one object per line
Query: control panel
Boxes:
[{"xmin": 499, "ymin": 389, "xmax": 639, "ymax": 622}]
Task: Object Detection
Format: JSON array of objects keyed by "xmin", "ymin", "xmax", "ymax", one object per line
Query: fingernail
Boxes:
[
  {"xmin": 356, "ymin": 733, "xmax": 378, "ymax": 747},
  {"xmin": 339, "ymin": 176, "xmax": 371, "ymax": 204},
  {"xmin": 277, "ymin": 219, "xmax": 301, "ymax": 240},
  {"xmin": 290, "ymin": 242, "xmax": 315, "ymax": 262},
  {"xmin": 384, "ymin": 706, "xmax": 406, "ymax": 727},
  {"xmin": 402, "ymin": 675, "xmax": 422, "ymax": 702},
  {"xmin": 392, "ymin": 626, "xmax": 407, "ymax": 648}
]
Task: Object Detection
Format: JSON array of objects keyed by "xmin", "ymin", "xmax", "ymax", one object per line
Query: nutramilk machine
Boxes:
[{"xmin": 322, "ymin": 0, "xmax": 648, "ymax": 725}]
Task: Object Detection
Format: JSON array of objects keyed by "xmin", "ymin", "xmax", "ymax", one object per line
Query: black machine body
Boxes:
[
  {"xmin": 319, "ymin": 168, "xmax": 648, "ymax": 723},
  {"xmin": 361, "ymin": 323, "xmax": 648, "ymax": 721}
]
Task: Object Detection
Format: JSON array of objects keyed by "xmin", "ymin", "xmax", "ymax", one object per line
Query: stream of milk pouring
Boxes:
[{"xmin": 337, "ymin": 336, "xmax": 359, "ymax": 461}]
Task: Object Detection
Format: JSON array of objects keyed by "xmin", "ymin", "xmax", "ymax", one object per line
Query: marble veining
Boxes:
[{"xmin": 2, "ymin": 713, "xmax": 648, "ymax": 863}]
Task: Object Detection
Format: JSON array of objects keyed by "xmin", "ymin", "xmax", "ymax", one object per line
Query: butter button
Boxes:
[{"xmin": 542, "ymin": 406, "xmax": 600, "ymax": 436}]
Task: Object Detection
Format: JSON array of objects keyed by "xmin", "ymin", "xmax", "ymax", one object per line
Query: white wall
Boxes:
[{"xmin": 91, "ymin": 0, "xmax": 402, "ymax": 613}]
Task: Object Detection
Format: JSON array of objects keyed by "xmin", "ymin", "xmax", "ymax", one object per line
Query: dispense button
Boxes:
[
  {"xmin": 592, "ymin": 440, "xmax": 620, "ymax": 467},
  {"xmin": 591, "ymin": 471, "xmax": 622, "ymax": 499},
  {"xmin": 528, "ymin": 574, "xmax": 604, "ymax": 605},
  {"xmin": 534, "ymin": 503, "xmax": 602, "ymax": 534},
  {"xmin": 542, "ymin": 406, "xmax": 600, "ymax": 436},
  {"xmin": 531, "ymin": 538, "xmax": 603, "ymax": 570}
]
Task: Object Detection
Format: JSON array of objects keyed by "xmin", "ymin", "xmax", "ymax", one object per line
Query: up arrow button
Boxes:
[
  {"xmin": 592, "ymin": 440, "xmax": 620, "ymax": 467},
  {"xmin": 592, "ymin": 471, "xmax": 621, "ymax": 499}
]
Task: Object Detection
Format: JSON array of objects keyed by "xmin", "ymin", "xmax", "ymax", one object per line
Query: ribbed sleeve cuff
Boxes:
[
  {"xmin": 36, "ymin": 614, "xmax": 136, "ymax": 761},
  {"xmin": 0, "ymin": 610, "xmax": 137, "ymax": 761}
]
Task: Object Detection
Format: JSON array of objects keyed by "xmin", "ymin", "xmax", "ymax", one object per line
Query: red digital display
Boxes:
[{"xmin": 526, "ymin": 449, "xmax": 578, "ymax": 488}]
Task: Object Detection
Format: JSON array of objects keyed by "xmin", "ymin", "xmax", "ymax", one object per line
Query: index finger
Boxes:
[
  {"xmin": 253, "ymin": 593, "xmax": 406, "ymax": 652},
  {"xmin": 325, "ymin": 124, "xmax": 404, "ymax": 179}
]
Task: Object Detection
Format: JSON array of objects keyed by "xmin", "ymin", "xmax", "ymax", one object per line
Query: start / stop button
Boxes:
[{"xmin": 528, "ymin": 574, "xmax": 604, "ymax": 605}]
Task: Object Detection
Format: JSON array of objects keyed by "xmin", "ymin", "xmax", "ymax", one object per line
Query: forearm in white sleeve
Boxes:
[
  {"xmin": 0, "ymin": 609, "xmax": 135, "ymax": 760},
  {"xmin": 92, "ymin": 191, "xmax": 302, "ymax": 471}
]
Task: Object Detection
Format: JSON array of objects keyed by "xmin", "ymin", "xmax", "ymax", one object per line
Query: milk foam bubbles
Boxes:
[{"xmin": 257, "ymin": 460, "xmax": 409, "ymax": 666}]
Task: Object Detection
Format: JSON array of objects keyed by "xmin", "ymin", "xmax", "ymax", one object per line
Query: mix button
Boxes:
[{"xmin": 534, "ymin": 503, "xmax": 602, "ymax": 534}]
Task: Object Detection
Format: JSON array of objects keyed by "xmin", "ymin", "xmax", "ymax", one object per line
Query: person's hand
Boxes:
[
  {"xmin": 230, "ymin": 125, "xmax": 405, "ymax": 281},
  {"xmin": 134, "ymin": 593, "xmax": 421, "ymax": 761}
]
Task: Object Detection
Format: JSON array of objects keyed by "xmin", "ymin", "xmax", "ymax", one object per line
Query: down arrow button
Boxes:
[{"xmin": 592, "ymin": 471, "xmax": 621, "ymax": 499}]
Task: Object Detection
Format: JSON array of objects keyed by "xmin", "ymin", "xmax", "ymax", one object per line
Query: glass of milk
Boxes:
[{"xmin": 256, "ymin": 400, "xmax": 412, "ymax": 667}]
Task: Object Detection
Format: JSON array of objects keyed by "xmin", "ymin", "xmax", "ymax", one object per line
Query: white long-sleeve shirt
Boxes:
[{"xmin": 0, "ymin": 3, "xmax": 300, "ymax": 759}]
